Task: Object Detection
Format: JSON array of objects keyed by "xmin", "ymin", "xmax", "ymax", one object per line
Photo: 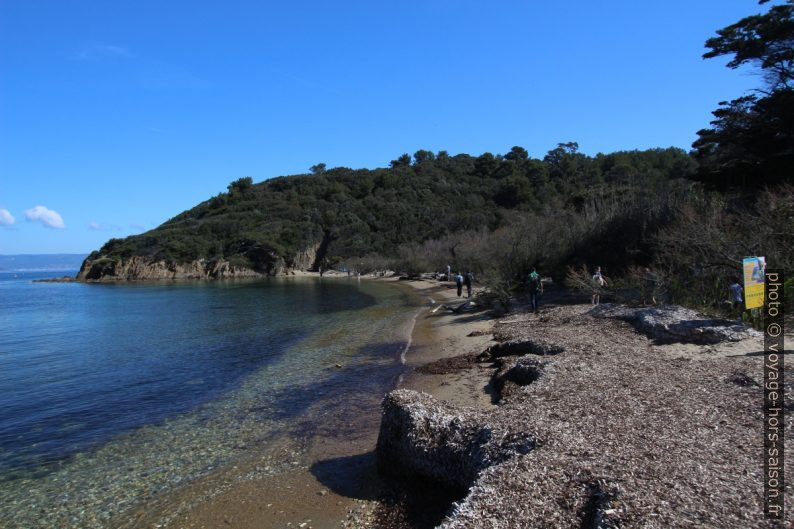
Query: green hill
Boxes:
[{"xmin": 79, "ymin": 145, "xmax": 697, "ymax": 280}]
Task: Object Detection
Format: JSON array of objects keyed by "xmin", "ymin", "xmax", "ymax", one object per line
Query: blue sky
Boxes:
[{"xmin": 0, "ymin": 1, "xmax": 768, "ymax": 254}]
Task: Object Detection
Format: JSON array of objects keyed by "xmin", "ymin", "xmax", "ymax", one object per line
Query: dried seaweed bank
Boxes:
[{"xmin": 378, "ymin": 303, "xmax": 791, "ymax": 528}]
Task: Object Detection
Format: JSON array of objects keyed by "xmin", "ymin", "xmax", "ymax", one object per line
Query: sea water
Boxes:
[{"xmin": 0, "ymin": 271, "xmax": 423, "ymax": 528}]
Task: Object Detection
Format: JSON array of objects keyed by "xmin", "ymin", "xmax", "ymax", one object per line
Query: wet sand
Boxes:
[
  {"xmin": 395, "ymin": 279, "xmax": 496, "ymax": 410},
  {"xmin": 121, "ymin": 435, "xmax": 380, "ymax": 529},
  {"xmin": 121, "ymin": 277, "xmax": 498, "ymax": 529}
]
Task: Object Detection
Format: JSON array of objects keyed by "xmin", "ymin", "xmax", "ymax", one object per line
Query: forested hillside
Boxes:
[
  {"xmin": 88, "ymin": 145, "xmax": 695, "ymax": 270},
  {"xmin": 83, "ymin": 0, "xmax": 794, "ymax": 314}
]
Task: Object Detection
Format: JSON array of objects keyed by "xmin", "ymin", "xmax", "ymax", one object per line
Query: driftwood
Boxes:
[{"xmin": 431, "ymin": 301, "xmax": 477, "ymax": 314}]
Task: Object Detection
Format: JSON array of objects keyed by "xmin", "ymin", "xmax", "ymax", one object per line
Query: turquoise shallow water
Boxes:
[{"xmin": 0, "ymin": 271, "xmax": 422, "ymax": 528}]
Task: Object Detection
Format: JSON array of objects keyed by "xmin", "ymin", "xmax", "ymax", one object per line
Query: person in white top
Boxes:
[{"xmin": 592, "ymin": 266, "xmax": 607, "ymax": 305}]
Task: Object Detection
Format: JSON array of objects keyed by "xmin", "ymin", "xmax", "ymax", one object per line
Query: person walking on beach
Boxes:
[
  {"xmin": 455, "ymin": 272, "xmax": 464, "ymax": 297},
  {"xmin": 728, "ymin": 277, "xmax": 743, "ymax": 318},
  {"xmin": 527, "ymin": 267, "xmax": 542, "ymax": 312},
  {"xmin": 464, "ymin": 271, "xmax": 474, "ymax": 298},
  {"xmin": 591, "ymin": 266, "xmax": 606, "ymax": 305},
  {"xmin": 447, "ymin": 264, "xmax": 452, "ymax": 282},
  {"xmin": 643, "ymin": 267, "xmax": 657, "ymax": 306}
]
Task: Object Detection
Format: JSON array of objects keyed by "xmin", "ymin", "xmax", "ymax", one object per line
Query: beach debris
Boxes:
[
  {"xmin": 431, "ymin": 301, "xmax": 478, "ymax": 314},
  {"xmin": 415, "ymin": 354, "xmax": 480, "ymax": 375},
  {"xmin": 726, "ymin": 370, "xmax": 760, "ymax": 387},
  {"xmin": 480, "ymin": 338, "xmax": 564, "ymax": 361},
  {"xmin": 491, "ymin": 355, "xmax": 548, "ymax": 402}
]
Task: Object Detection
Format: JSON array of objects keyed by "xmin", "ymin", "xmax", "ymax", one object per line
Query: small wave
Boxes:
[{"xmin": 398, "ymin": 306, "xmax": 425, "ymax": 365}]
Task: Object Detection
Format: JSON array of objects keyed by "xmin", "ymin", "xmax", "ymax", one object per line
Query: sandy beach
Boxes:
[
  {"xmin": 114, "ymin": 275, "xmax": 494, "ymax": 529},
  {"xmin": 118, "ymin": 274, "xmax": 789, "ymax": 528}
]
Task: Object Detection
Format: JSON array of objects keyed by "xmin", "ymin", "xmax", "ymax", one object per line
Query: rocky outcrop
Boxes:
[
  {"xmin": 376, "ymin": 389, "xmax": 534, "ymax": 491},
  {"xmin": 75, "ymin": 240, "xmax": 331, "ymax": 281},
  {"xmin": 76, "ymin": 256, "xmax": 266, "ymax": 281},
  {"xmin": 289, "ymin": 241, "xmax": 322, "ymax": 271},
  {"xmin": 589, "ymin": 303, "xmax": 761, "ymax": 344}
]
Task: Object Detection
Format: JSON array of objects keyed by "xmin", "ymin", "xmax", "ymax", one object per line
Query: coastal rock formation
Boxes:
[
  {"xmin": 73, "ymin": 239, "xmax": 335, "ymax": 280},
  {"xmin": 290, "ymin": 241, "xmax": 322, "ymax": 271},
  {"xmin": 376, "ymin": 389, "xmax": 534, "ymax": 491},
  {"xmin": 76, "ymin": 256, "xmax": 267, "ymax": 281},
  {"xmin": 589, "ymin": 303, "xmax": 761, "ymax": 344}
]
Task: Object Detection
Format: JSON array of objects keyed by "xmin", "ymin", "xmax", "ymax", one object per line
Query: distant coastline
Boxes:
[{"xmin": 0, "ymin": 254, "xmax": 87, "ymax": 273}]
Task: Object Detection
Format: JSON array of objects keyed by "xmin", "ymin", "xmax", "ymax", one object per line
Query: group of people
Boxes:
[
  {"xmin": 521, "ymin": 264, "xmax": 752, "ymax": 318},
  {"xmin": 526, "ymin": 265, "xmax": 608, "ymax": 313}
]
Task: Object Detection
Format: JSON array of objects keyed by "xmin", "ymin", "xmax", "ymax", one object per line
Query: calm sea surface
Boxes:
[{"xmin": 0, "ymin": 271, "xmax": 423, "ymax": 528}]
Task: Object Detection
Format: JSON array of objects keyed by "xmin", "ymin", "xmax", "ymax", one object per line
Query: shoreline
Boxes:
[
  {"xmin": 35, "ymin": 268, "xmax": 386, "ymax": 283},
  {"xmin": 117, "ymin": 276, "xmax": 496, "ymax": 529},
  {"xmin": 392, "ymin": 279, "xmax": 497, "ymax": 409},
  {"xmin": 2, "ymin": 275, "xmax": 432, "ymax": 529},
  {"xmin": 20, "ymin": 274, "xmax": 784, "ymax": 529},
  {"xmin": 20, "ymin": 273, "xmax": 785, "ymax": 527}
]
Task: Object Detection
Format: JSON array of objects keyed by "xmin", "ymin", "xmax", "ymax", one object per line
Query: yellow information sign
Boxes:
[{"xmin": 742, "ymin": 256, "xmax": 766, "ymax": 309}]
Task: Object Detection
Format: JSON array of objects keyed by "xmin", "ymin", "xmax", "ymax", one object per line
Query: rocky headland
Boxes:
[
  {"xmin": 75, "ymin": 241, "xmax": 322, "ymax": 281},
  {"xmin": 76, "ymin": 255, "xmax": 267, "ymax": 281}
]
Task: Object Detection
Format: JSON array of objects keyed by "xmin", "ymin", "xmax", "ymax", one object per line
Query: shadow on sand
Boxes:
[{"xmin": 310, "ymin": 451, "xmax": 466, "ymax": 529}]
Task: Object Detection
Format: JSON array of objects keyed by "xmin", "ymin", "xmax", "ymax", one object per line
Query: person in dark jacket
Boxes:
[
  {"xmin": 464, "ymin": 272, "xmax": 474, "ymax": 298},
  {"xmin": 527, "ymin": 267, "xmax": 543, "ymax": 312},
  {"xmin": 455, "ymin": 272, "xmax": 464, "ymax": 297}
]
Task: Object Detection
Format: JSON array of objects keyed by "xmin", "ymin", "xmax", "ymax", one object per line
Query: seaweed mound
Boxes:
[
  {"xmin": 376, "ymin": 390, "xmax": 534, "ymax": 491},
  {"xmin": 491, "ymin": 355, "xmax": 548, "ymax": 402}
]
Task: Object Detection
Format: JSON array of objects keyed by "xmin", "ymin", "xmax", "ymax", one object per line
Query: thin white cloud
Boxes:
[
  {"xmin": 98, "ymin": 44, "xmax": 132, "ymax": 57},
  {"xmin": 71, "ymin": 44, "xmax": 134, "ymax": 61},
  {"xmin": 25, "ymin": 206, "xmax": 65, "ymax": 229},
  {"xmin": 88, "ymin": 221, "xmax": 121, "ymax": 231},
  {"xmin": 67, "ymin": 44, "xmax": 208, "ymax": 92},
  {"xmin": 0, "ymin": 208, "xmax": 15, "ymax": 226}
]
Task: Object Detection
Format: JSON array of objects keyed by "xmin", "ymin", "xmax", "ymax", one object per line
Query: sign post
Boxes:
[{"xmin": 742, "ymin": 256, "xmax": 766, "ymax": 310}]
